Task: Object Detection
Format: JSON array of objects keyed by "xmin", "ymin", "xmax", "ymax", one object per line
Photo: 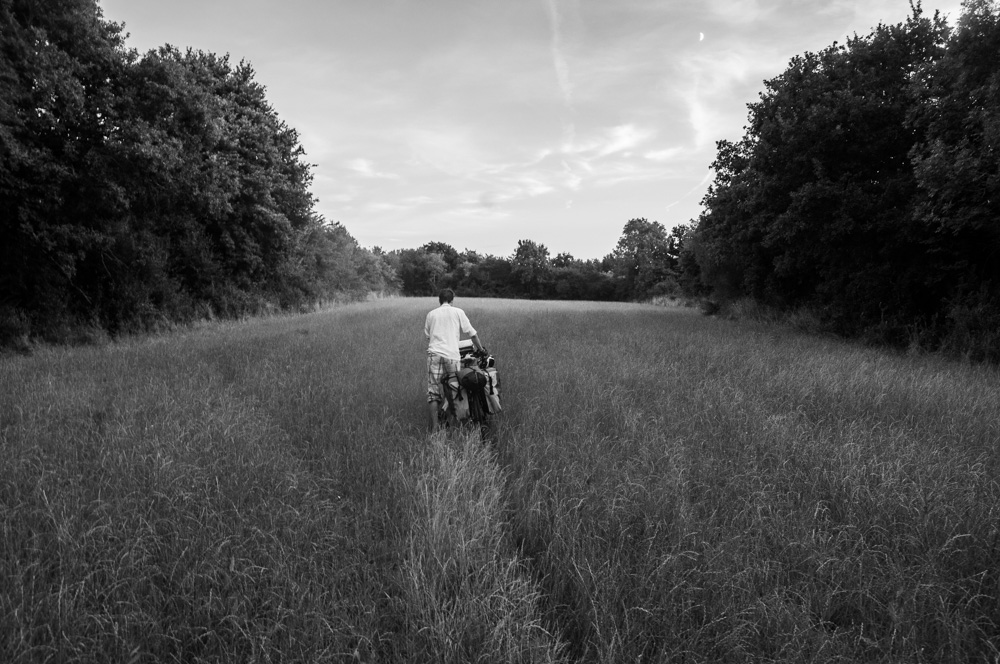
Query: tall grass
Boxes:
[
  {"xmin": 2, "ymin": 298, "xmax": 999, "ymax": 662},
  {"xmin": 1, "ymin": 303, "xmax": 408, "ymax": 662},
  {"xmin": 492, "ymin": 303, "xmax": 1000, "ymax": 662},
  {"xmin": 399, "ymin": 431, "xmax": 564, "ymax": 662}
]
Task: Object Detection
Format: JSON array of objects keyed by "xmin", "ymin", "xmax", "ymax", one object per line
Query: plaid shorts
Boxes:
[{"xmin": 426, "ymin": 353, "xmax": 459, "ymax": 403}]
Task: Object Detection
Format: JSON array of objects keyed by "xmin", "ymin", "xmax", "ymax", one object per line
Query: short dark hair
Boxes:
[{"xmin": 438, "ymin": 288, "xmax": 455, "ymax": 304}]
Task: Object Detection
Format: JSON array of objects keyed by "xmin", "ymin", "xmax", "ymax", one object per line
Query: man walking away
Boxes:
[{"xmin": 425, "ymin": 289, "xmax": 484, "ymax": 432}]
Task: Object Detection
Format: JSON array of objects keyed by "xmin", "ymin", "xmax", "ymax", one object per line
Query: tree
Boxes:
[
  {"xmin": 694, "ymin": 6, "xmax": 950, "ymax": 337},
  {"xmin": 905, "ymin": 0, "xmax": 1000, "ymax": 357},
  {"xmin": 460, "ymin": 254, "xmax": 514, "ymax": 297},
  {"xmin": 0, "ymin": 0, "xmax": 379, "ymax": 341},
  {"xmin": 510, "ymin": 239, "xmax": 550, "ymax": 298},
  {"xmin": 95, "ymin": 46, "xmax": 321, "ymax": 320},
  {"xmin": 910, "ymin": 0, "xmax": 1000, "ymax": 288},
  {"xmin": 669, "ymin": 223, "xmax": 706, "ymax": 296},
  {"xmin": 395, "ymin": 248, "xmax": 448, "ymax": 295},
  {"xmin": 353, "ymin": 247, "xmax": 400, "ymax": 294},
  {"xmin": 550, "ymin": 257, "xmax": 617, "ymax": 301},
  {"xmin": 421, "ymin": 241, "xmax": 460, "ymax": 272},
  {"xmin": 0, "ymin": 0, "xmax": 128, "ymax": 331},
  {"xmin": 610, "ymin": 218, "xmax": 676, "ymax": 300},
  {"xmin": 552, "ymin": 252, "xmax": 575, "ymax": 268}
]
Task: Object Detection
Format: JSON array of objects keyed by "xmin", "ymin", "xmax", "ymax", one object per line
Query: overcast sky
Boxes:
[{"xmin": 99, "ymin": 0, "xmax": 965, "ymax": 260}]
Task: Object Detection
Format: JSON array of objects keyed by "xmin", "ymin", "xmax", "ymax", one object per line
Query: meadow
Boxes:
[{"xmin": 1, "ymin": 297, "xmax": 999, "ymax": 663}]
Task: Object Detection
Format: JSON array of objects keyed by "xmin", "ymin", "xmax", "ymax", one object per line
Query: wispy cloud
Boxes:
[
  {"xmin": 644, "ymin": 147, "xmax": 684, "ymax": 162},
  {"xmin": 544, "ymin": 0, "xmax": 574, "ymax": 107},
  {"xmin": 705, "ymin": 0, "xmax": 775, "ymax": 24},
  {"xmin": 364, "ymin": 201, "xmax": 410, "ymax": 213},
  {"xmin": 664, "ymin": 170, "xmax": 713, "ymax": 212},
  {"xmin": 675, "ymin": 46, "xmax": 772, "ymax": 148},
  {"xmin": 348, "ymin": 158, "xmax": 400, "ymax": 179},
  {"xmin": 407, "ymin": 126, "xmax": 485, "ymax": 178},
  {"xmin": 565, "ymin": 123, "xmax": 655, "ymax": 158}
]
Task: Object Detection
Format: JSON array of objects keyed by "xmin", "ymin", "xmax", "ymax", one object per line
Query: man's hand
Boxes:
[{"xmin": 471, "ymin": 334, "xmax": 485, "ymax": 354}]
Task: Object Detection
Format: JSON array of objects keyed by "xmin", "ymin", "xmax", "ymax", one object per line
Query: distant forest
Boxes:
[
  {"xmin": 383, "ymin": 218, "xmax": 693, "ymax": 304},
  {"xmin": 3, "ymin": 0, "xmax": 999, "ymax": 360}
]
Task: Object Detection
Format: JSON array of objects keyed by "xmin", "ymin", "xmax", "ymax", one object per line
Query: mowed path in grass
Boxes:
[{"xmin": 2, "ymin": 297, "xmax": 999, "ymax": 663}]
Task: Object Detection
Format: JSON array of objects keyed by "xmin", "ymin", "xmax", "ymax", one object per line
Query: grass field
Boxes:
[{"xmin": 2, "ymin": 297, "xmax": 999, "ymax": 663}]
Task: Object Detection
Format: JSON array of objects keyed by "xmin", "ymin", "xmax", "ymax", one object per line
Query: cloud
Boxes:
[
  {"xmin": 564, "ymin": 123, "xmax": 655, "ymax": 158},
  {"xmin": 602, "ymin": 124, "xmax": 653, "ymax": 156},
  {"xmin": 561, "ymin": 161, "xmax": 583, "ymax": 190},
  {"xmin": 523, "ymin": 178, "xmax": 556, "ymax": 196},
  {"xmin": 323, "ymin": 192, "xmax": 358, "ymax": 204},
  {"xmin": 705, "ymin": 0, "xmax": 774, "ymax": 24},
  {"xmin": 439, "ymin": 122, "xmax": 686, "ymax": 206},
  {"xmin": 673, "ymin": 45, "xmax": 776, "ymax": 148},
  {"xmin": 644, "ymin": 147, "xmax": 684, "ymax": 162},
  {"xmin": 407, "ymin": 126, "xmax": 485, "ymax": 178},
  {"xmin": 365, "ymin": 201, "xmax": 410, "ymax": 213},
  {"xmin": 474, "ymin": 176, "xmax": 555, "ymax": 207},
  {"xmin": 347, "ymin": 158, "xmax": 400, "ymax": 179},
  {"xmin": 664, "ymin": 170, "xmax": 713, "ymax": 211},
  {"xmin": 544, "ymin": 0, "xmax": 574, "ymax": 107},
  {"xmin": 478, "ymin": 191, "xmax": 500, "ymax": 209}
]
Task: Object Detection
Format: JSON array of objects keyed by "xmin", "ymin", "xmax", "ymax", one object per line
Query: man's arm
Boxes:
[{"xmin": 455, "ymin": 308, "xmax": 485, "ymax": 352}]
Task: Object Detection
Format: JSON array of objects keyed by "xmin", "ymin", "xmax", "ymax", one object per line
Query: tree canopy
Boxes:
[
  {"xmin": 0, "ymin": 0, "xmax": 394, "ymax": 344},
  {"xmin": 686, "ymin": 2, "xmax": 1000, "ymax": 358}
]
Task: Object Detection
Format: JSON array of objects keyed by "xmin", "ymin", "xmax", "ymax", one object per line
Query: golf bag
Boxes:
[{"xmin": 439, "ymin": 341, "xmax": 501, "ymax": 428}]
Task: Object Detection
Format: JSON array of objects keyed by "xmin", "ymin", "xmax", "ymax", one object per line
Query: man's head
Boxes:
[{"xmin": 439, "ymin": 288, "xmax": 455, "ymax": 304}]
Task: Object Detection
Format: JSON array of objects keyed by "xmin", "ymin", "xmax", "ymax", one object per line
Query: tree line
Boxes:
[
  {"xmin": 1, "ymin": 0, "xmax": 396, "ymax": 346},
  {"xmin": 385, "ymin": 219, "xmax": 692, "ymax": 302},
  {"xmin": 686, "ymin": 1, "xmax": 1000, "ymax": 360}
]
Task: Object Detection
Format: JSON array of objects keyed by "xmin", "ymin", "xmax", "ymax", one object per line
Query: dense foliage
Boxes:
[
  {"xmin": 0, "ymin": 0, "xmax": 395, "ymax": 345},
  {"xmin": 388, "ymin": 221, "xmax": 692, "ymax": 303},
  {"xmin": 688, "ymin": 1, "xmax": 1000, "ymax": 359}
]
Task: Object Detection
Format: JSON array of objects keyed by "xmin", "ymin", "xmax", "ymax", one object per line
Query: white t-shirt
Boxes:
[{"xmin": 425, "ymin": 303, "xmax": 477, "ymax": 361}]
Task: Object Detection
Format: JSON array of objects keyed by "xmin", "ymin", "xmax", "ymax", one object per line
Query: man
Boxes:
[{"xmin": 425, "ymin": 288, "xmax": 485, "ymax": 431}]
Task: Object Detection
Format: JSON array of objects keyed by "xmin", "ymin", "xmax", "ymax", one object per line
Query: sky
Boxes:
[{"xmin": 98, "ymin": 0, "xmax": 966, "ymax": 260}]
